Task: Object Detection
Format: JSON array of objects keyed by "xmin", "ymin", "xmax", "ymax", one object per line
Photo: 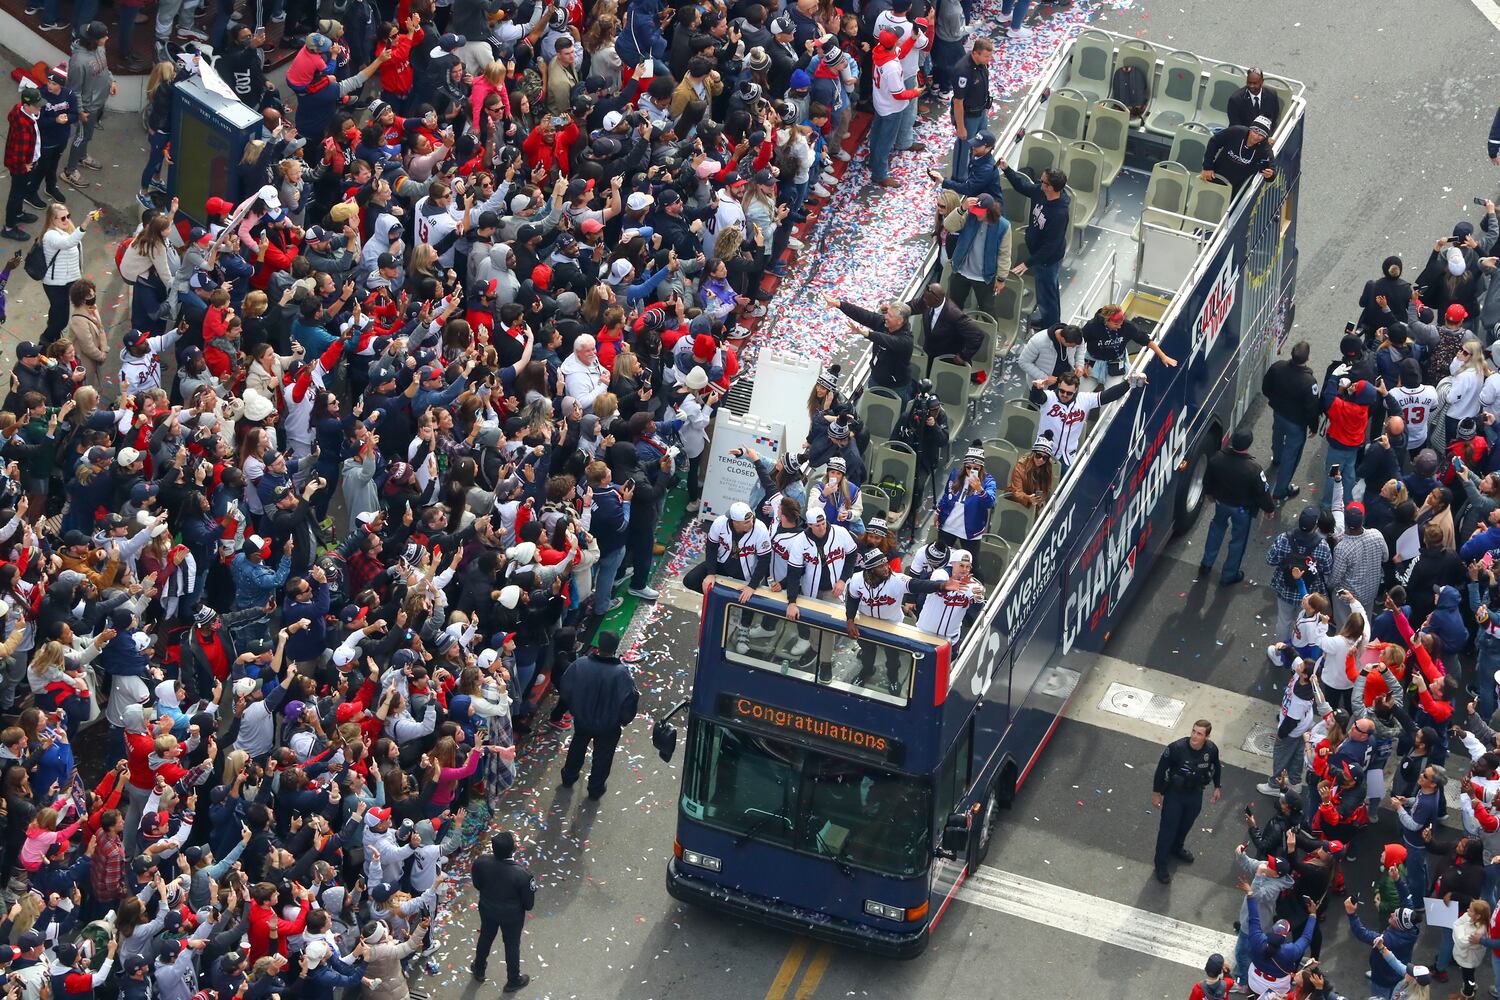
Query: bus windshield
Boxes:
[{"xmin": 680, "ymin": 719, "xmax": 932, "ymax": 878}]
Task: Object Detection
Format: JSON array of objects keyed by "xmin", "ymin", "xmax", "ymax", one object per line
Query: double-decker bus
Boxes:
[{"xmin": 657, "ymin": 30, "xmax": 1307, "ymax": 956}]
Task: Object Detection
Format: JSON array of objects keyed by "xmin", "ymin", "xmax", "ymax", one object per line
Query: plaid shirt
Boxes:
[
  {"xmin": 4, "ymin": 105, "xmax": 37, "ymax": 176},
  {"xmin": 88, "ymin": 829, "xmax": 126, "ymax": 902}
]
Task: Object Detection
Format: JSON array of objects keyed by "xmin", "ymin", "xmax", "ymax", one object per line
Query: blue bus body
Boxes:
[{"xmin": 667, "ymin": 35, "xmax": 1306, "ymax": 956}]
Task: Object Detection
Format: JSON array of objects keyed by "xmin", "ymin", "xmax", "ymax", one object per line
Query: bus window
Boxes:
[
  {"xmin": 680, "ymin": 722, "xmax": 798, "ymax": 849},
  {"xmin": 802, "ymin": 758, "xmax": 931, "ymax": 878},
  {"xmin": 722, "ymin": 605, "xmax": 916, "ymax": 707},
  {"xmin": 681, "ymin": 720, "xmax": 932, "ymax": 878}
]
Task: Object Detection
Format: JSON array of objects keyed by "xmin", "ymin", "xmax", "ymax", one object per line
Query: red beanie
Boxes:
[
  {"xmin": 531, "ymin": 264, "xmax": 552, "ymax": 290},
  {"xmin": 692, "ymin": 334, "xmax": 717, "ymax": 361},
  {"xmin": 1381, "ymin": 843, "xmax": 1408, "ymax": 868}
]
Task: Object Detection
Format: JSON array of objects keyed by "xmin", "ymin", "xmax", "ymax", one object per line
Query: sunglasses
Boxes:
[{"xmin": 84, "ymin": 298, "xmax": 96, "ymax": 306}]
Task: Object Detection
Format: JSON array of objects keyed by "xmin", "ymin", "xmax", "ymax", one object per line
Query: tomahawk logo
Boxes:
[{"xmin": 1191, "ymin": 253, "xmax": 1240, "ymax": 364}]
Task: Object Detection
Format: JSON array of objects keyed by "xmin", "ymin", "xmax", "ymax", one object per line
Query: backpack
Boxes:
[
  {"xmin": 1110, "ymin": 65, "xmax": 1149, "ymax": 118},
  {"xmin": 877, "ymin": 476, "xmax": 908, "ymax": 514},
  {"xmin": 23, "ymin": 239, "xmax": 60, "ymax": 281}
]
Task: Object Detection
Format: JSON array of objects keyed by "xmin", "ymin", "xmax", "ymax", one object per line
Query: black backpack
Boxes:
[
  {"xmin": 23, "ymin": 239, "xmax": 59, "ymax": 281},
  {"xmin": 1110, "ymin": 65, "xmax": 1149, "ymax": 119}
]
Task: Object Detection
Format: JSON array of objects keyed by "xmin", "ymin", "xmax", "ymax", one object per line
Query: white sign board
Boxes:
[
  {"xmin": 746, "ymin": 350, "xmax": 822, "ymax": 456},
  {"xmin": 700, "ymin": 412, "xmax": 783, "ymax": 523}
]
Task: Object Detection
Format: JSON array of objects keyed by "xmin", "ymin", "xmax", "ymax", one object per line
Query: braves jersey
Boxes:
[
  {"xmin": 914, "ymin": 569, "xmax": 985, "ymax": 642},
  {"xmin": 792, "ymin": 525, "xmax": 858, "ymax": 597},
  {"xmin": 706, "ymin": 515, "xmax": 772, "ymax": 581},
  {"xmin": 845, "ymin": 572, "xmax": 912, "ymax": 623},
  {"xmin": 768, "ymin": 524, "xmax": 802, "ymax": 583},
  {"xmin": 1390, "ymin": 384, "xmax": 1439, "ymax": 447},
  {"xmin": 1035, "ymin": 388, "xmax": 1106, "ymax": 464}
]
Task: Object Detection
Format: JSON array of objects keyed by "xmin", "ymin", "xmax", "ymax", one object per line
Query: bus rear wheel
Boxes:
[
  {"xmin": 972, "ymin": 786, "xmax": 1000, "ymax": 867},
  {"xmin": 1172, "ymin": 437, "xmax": 1213, "ymax": 536}
]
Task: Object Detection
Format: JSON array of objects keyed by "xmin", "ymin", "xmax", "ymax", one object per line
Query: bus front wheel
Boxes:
[
  {"xmin": 1172, "ymin": 437, "xmax": 1213, "ymax": 536},
  {"xmin": 972, "ymin": 765, "xmax": 1015, "ymax": 867}
]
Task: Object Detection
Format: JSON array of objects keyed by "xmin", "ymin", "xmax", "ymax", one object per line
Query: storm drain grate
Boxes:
[{"xmin": 1241, "ymin": 722, "xmax": 1277, "ymax": 759}]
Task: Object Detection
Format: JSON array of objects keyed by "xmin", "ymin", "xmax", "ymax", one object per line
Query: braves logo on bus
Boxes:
[{"xmin": 1191, "ymin": 253, "xmax": 1240, "ymax": 364}]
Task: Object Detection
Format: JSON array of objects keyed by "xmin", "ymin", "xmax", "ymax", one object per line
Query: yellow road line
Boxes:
[
  {"xmin": 792, "ymin": 943, "xmax": 834, "ymax": 1000},
  {"xmin": 764, "ymin": 938, "xmax": 809, "ymax": 1000}
]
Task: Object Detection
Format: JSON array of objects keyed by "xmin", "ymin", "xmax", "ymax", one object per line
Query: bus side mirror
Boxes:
[
  {"xmin": 652, "ymin": 720, "xmax": 678, "ymax": 762},
  {"xmin": 940, "ymin": 812, "xmax": 971, "ymax": 854}
]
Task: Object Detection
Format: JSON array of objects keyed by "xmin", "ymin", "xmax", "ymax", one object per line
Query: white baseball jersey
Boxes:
[
  {"xmin": 706, "ymin": 516, "xmax": 772, "ymax": 581},
  {"xmin": 1035, "ymin": 388, "xmax": 1106, "ymax": 464},
  {"xmin": 913, "ymin": 569, "xmax": 985, "ymax": 642},
  {"xmin": 768, "ymin": 524, "xmax": 802, "ymax": 584},
  {"xmin": 793, "ymin": 525, "xmax": 858, "ymax": 597},
  {"xmin": 1390, "ymin": 384, "xmax": 1439, "ymax": 447},
  {"xmin": 845, "ymin": 572, "xmax": 912, "ymax": 623}
]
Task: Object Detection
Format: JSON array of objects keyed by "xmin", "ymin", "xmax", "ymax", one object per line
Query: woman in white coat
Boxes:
[
  {"xmin": 676, "ymin": 365, "xmax": 716, "ymax": 513},
  {"xmin": 37, "ymin": 202, "xmax": 95, "ymax": 344}
]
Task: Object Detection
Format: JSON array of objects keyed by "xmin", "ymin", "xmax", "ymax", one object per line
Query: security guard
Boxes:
[
  {"xmin": 1197, "ymin": 427, "xmax": 1275, "ymax": 586},
  {"xmin": 471, "ymin": 831, "xmax": 538, "ymax": 992},
  {"xmin": 1151, "ymin": 719, "xmax": 1223, "ymax": 884}
]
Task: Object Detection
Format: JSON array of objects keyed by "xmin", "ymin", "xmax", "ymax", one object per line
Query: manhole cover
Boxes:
[
  {"xmin": 1097, "ymin": 682, "xmax": 1184, "ymax": 729},
  {"xmin": 1241, "ymin": 722, "xmax": 1277, "ymax": 758}
]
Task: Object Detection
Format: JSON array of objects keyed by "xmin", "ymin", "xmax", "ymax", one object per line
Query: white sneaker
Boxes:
[
  {"xmin": 812, "ymin": 183, "xmax": 832, "ymax": 198},
  {"xmin": 628, "ymin": 586, "xmax": 660, "ymax": 601},
  {"xmin": 1008, "ymin": 25, "xmax": 1034, "ymax": 38},
  {"xmin": 788, "ymin": 237, "xmax": 805, "ymax": 251},
  {"xmin": 748, "ymin": 304, "xmax": 767, "ymax": 318},
  {"xmin": 1255, "ymin": 782, "xmax": 1281, "ymax": 796},
  {"xmin": 1265, "ymin": 644, "xmax": 1282, "ymax": 666},
  {"xmin": 820, "ymin": 172, "xmax": 837, "ymax": 185},
  {"xmin": 685, "ymin": 499, "xmax": 701, "ymax": 513},
  {"xmin": 788, "ymin": 637, "xmax": 811, "ymax": 656},
  {"xmin": 836, "ymin": 149, "xmax": 852, "ymax": 162}
]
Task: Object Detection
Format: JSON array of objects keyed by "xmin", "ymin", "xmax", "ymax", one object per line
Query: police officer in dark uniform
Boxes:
[
  {"xmin": 948, "ymin": 37, "xmax": 994, "ymax": 183},
  {"xmin": 1151, "ymin": 719, "xmax": 1222, "ymax": 884},
  {"xmin": 1197, "ymin": 427, "xmax": 1275, "ymax": 586},
  {"xmin": 471, "ymin": 831, "xmax": 537, "ymax": 992}
]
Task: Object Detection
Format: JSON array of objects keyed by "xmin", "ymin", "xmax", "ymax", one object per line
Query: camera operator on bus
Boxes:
[
  {"xmin": 844, "ymin": 548, "xmax": 961, "ymax": 693},
  {"xmin": 893, "ymin": 383, "xmax": 949, "ymax": 540},
  {"xmin": 1081, "ymin": 304, "xmax": 1176, "ymax": 388},
  {"xmin": 933, "ymin": 442, "xmax": 998, "ymax": 548},
  {"xmin": 1030, "ymin": 370, "xmax": 1148, "ymax": 471},
  {"xmin": 913, "ymin": 548, "xmax": 986, "ymax": 645}
]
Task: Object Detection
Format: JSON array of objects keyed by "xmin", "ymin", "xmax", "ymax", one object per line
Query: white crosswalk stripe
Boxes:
[{"xmin": 957, "ymin": 866, "xmax": 1238, "ymax": 969}]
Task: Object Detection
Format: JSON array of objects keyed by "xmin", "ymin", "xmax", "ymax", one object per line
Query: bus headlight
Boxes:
[
  {"xmin": 682, "ymin": 849, "xmax": 723, "ymax": 872},
  {"xmin": 864, "ymin": 899, "xmax": 905, "ymax": 921}
]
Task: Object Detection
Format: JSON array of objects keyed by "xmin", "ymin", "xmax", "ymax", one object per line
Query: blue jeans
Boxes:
[
  {"xmin": 141, "ymin": 131, "xmax": 170, "ymax": 191},
  {"xmin": 513, "ymin": 646, "xmax": 539, "ymax": 717},
  {"xmin": 71, "ymin": 0, "xmax": 97, "ymax": 31},
  {"xmin": 1406, "ymin": 846, "xmax": 1429, "ymax": 907},
  {"xmin": 869, "ymin": 111, "xmax": 902, "ymax": 183},
  {"xmin": 592, "ymin": 545, "xmax": 628, "ymax": 616},
  {"xmin": 1270, "ymin": 412, "xmax": 1307, "ymax": 498},
  {"xmin": 896, "ymin": 74, "xmax": 920, "ymax": 151},
  {"xmin": 1201, "ymin": 501, "xmax": 1250, "ymax": 582},
  {"xmin": 951, "ymin": 110, "xmax": 987, "ymax": 184},
  {"xmin": 1324, "ymin": 441, "xmax": 1358, "ymax": 510},
  {"xmin": 1480, "ymin": 630, "xmax": 1500, "ymax": 725},
  {"xmin": 1004, "ymin": 0, "xmax": 1032, "ymax": 28},
  {"xmin": 1031, "ymin": 258, "xmax": 1063, "ymax": 328}
]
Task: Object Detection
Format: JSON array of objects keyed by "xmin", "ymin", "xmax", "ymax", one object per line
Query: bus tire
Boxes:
[
  {"xmin": 1171, "ymin": 435, "xmax": 1215, "ymax": 536},
  {"xmin": 972, "ymin": 765, "xmax": 1015, "ymax": 867}
]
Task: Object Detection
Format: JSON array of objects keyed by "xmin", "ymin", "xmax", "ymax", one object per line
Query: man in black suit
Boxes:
[
  {"xmin": 471, "ymin": 831, "xmax": 538, "ymax": 992},
  {"xmin": 906, "ymin": 283, "xmax": 987, "ymax": 371},
  {"xmin": 1226, "ymin": 68, "xmax": 1281, "ymax": 129}
]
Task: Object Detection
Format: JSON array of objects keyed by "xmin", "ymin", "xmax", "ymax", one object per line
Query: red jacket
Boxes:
[
  {"xmin": 4, "ymin": 104, "xmax": 37, "ymax": 176},
  {"xmin": 376, "ymin": 31, "xmax": 421, "ymax": 95},
  {"xmin": 522, "ymin": 122, "xmax": 579, "ymax": 175},
  {"xmin": 248, "ymin": 898, "xmax": 309, "ymax": 960},
  {"xmin": 125, "ymin": 728, "xmax": 156, "ymax": 791},
  {"xmin": 1326, "ymin": 380, "xmax": 1377, "ymax": 448}
]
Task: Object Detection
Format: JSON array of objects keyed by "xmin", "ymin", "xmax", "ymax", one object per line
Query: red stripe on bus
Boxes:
[{"xmin": 934, "ymin": 641, "xmax": 950, "ymax": 707}]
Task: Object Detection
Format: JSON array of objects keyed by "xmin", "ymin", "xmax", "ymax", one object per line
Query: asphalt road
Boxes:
[{"xmin": 403, "ymin": 2, "xmax": 1500, "ymax": 999}]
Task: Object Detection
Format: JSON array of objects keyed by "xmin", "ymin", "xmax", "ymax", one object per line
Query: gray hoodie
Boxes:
[{"xmin": 66, "ymin": 39, "xmax": 112, "ymax": 113}]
